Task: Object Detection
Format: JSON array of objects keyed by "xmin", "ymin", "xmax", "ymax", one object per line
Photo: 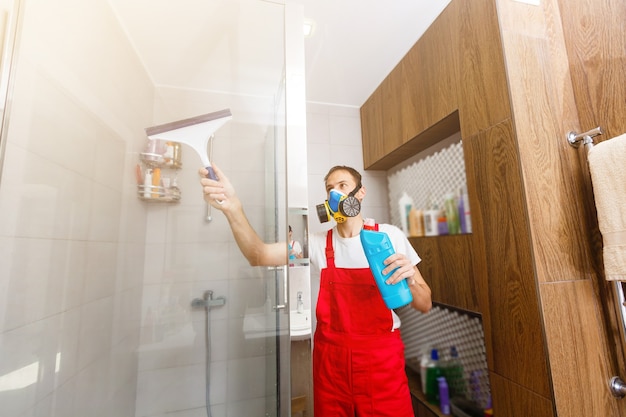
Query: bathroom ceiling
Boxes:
[{"xmin": 108, "ymin": 0, "xmax": 451, "ymax": 108}]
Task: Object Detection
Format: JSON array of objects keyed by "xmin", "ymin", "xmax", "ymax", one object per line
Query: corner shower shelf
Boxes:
[
  {"xmin": 137, "ymin": 184, "xmax": 181, "ymax": 203},
  {"xmin": 137, "ymin": 140, "xmax": 183, "ymax": 204}
]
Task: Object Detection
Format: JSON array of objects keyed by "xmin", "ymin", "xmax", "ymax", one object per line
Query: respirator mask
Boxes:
[{"xmin": 316, "ymin": 184, "xmax": 362, "ymax": 224}]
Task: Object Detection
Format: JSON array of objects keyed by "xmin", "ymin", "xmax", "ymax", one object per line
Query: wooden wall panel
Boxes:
[
  {"xmin": 497, "ymin": 1, "xmax": 594, "ymax": 285},
  {"xmin": 469, "ymin": 120, "xmax": 551, "ymax": 398},
  {"xmin": 557, "ymin": 0, "xmax": 626, "ymax": 141},
  {"xmin": 497, "ymin": 0, "xmax": 626, "ymax": 415},
  {"xmin": 456, "ymin": 0, "xmax": 510, "ymax": 138},
  {"xmin": 541, "ymin": 280, "xmax": 620, "ymax": 417},
  {"xmin": 490, "ymin": 373, "xmax": 555, "ymax": 417},
  {"xmin": 559, "ymin": 1, "xmax": 626, "ymax": 415}
]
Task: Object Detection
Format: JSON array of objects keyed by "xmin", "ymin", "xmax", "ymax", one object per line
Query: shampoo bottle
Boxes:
[
  {"xmin": 398, "ymin": 192, "xmax": 413, "ymax": 236},
  {"xmin": 442, "ymin": 346, "xmax": 466, "ymax": 398},
  {"xmin": 360, "ymin": 228, "xmax": 413, "ymax": 309},
  {"xmin": 425, "ymin": 348, "xmax": 442, "ymax": 405}
]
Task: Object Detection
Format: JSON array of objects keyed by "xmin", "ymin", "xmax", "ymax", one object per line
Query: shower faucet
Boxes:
[{"xmin": 191, "ymin": 290, "xmax": 226, "ymax": 309}]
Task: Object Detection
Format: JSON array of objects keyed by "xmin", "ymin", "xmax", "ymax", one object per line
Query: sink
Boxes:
[
  {"xmin": 290, "ymin": 309, "xmax": 311, "ymax": 340},
  {"xmin": 242, "ymin": 306, "xmax": 312, "ymax": 340}
]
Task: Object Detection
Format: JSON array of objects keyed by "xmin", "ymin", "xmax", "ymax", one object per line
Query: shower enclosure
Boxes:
[{"xmin": 0, "ymin": 0, "xmax": 301, "ymax": 416}]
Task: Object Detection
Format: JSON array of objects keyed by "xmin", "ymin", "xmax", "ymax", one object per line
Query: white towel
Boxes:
[{"xmin": 588, "ymin": 133, "xmax": 626, "ymax": 281}]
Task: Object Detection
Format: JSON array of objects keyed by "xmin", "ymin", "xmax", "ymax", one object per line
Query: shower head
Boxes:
[{"xmin": 145, "ymin": 108, "xmax": 232, "ymax": 180}]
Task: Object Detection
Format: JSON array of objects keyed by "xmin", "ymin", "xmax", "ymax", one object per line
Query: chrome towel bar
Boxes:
[{"xmin": 567, "ymin": 126, "xmax": 603, "ymax": 149}]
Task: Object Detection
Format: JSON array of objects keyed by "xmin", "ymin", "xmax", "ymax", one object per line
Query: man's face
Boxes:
[{"xmin": 325, "ymin": 170, "xmax": 357, "ymax": 198}]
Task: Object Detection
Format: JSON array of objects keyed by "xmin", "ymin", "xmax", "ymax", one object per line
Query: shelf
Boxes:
[
  {"xmin": 137, "ymin": 185, "xmax": 180, "ymax": 203},
  {"xmin": 139, "ymin": 152, "xmax": 182, "ymax": 169}
]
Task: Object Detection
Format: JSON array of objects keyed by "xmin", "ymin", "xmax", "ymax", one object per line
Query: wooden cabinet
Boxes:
[
  {"xmin": 360, "ymin": 3, "xmax": 460, "ymax": 171},
  {"xmin": 360, "ymin": 85, "xmax": 384, "ymax": 168}
]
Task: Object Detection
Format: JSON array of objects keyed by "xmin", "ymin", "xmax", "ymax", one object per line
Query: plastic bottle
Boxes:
[
  {"xmin": 438, "ymin": 376, "xmax": 451, "ymax": 415},
  {"xmin": 469, "ymin": 370, "xmax": 482, "ymax": 404},
  {"xmin": 143, "ymin": 169, "xmax": 152, "ymax": 198},
  {"xmin": 151, "ymin": 167, "xmax": 161, "ymax": 198},
  {"xmin": 424, "ymin": 204, "xmax": 439, "ymax": 237},
  {"xmin": 419, "ymin": 347, "xmax": 432, "ymax": 394},
  {"xmin": 360, "ymin": 228, "xmax": 413, "ymax": 309},
  {"xmin": 444, "ymin": 193, "xmax": 460, "ymax": 235},
  {"xmin": 460, "ymin": 185, "xmax": 472, "ymax": 233},
  {"xmin": 169, "ymin": 176, "xmax": 181, "ymax": 199},
  {"xmin": 425, "ymin": 348, "xmax": 442, "ymax": 405},
  {"xmin": 437, "ymin": 207, "xmax": 448, "ymax": 235},
  {"xmin": 442, "ymin": 346, "xmax": 466, "ymax": 399},
  {"xmin": 408, "ymin": 208, "xmax": 424, "ymax": 237},
  {"xmin": 398, "ymin": 192, "xmax": 413, "ymax": 236}
]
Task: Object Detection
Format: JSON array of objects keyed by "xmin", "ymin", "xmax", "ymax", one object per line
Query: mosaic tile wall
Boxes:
[
  {"xmin": 387, "ymin": 139, "xmax": 466, "ymax": 230},
  {"xmin": 397, "ymin": 303, "xmax": 491, "ymax": 409}
]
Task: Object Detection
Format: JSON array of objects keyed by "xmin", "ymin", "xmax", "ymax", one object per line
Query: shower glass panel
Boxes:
[{"xmin": 0, "ymin": 1, "xmax": 293, "ymax": 416}]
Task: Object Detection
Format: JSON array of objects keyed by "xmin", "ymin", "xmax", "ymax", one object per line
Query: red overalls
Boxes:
[{"xmin": 313, "ymin": 229, "xmax": 413, "ymax": 417}]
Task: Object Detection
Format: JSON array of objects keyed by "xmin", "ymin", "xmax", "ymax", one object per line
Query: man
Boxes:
[{"xmin": 199, "ymin": 164, "xmax": 432, "ymax": 417}]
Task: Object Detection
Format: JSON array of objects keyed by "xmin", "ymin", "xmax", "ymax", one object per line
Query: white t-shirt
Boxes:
[{"xmin": 309, "ymin": 223, "xmax": 421, "ymax": 331}]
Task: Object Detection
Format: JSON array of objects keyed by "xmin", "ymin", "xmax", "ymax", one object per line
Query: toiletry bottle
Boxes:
[
  {"xmin": 469, "ymin": 370, "xmax": 482, "ymax": 404},
  {"xmin": 151, "ymin": 167, "xmax": 161, "ymax": 198},
  {"xmin": 360, "ymin": 227, "xmax": 413, "ymax": 309},
  {"xmin": 442, "ymin": 346, "xmax": 466, "ymax": 398},
  {"xmin": 460, "ymin": 185, "xmax": 471, "ymax": 233},
  {"xmin": 420, "ymin": 347, "xmax": 432, "ymax": 394},
  {"xmin": 425, "ymin": 348, "xmax": 442, "ymax": 405},
  {"xmin": 143, "ymin": 169, "xmax": 152, "ymax": 198},
  {"xmin": 437, "ymin": 207, "xmax": 448, "ymax": 235},
  {"xmin": 409, "ymin": 208, "xmax": 424, "ymax": 237},
  {"xmin": 438, "ymin": 376, "xmax": 451, "ymax": 415},
  {"xmin": 444, "ymin": 193, "xmax": 460, "ymax": 234},
  {"xmin": 424, "ymin": 204, "xmax": 439, "ymax": 236},
  {"xmin": 398, "ymin": 192, "xmax": 413, "ymax": 236},
  {"xmin": 170, "ymin": 176, "xmax": 181, "ymax": 199}
]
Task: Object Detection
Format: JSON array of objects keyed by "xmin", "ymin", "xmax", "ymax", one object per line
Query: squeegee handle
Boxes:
[{"xmin": 205, "ymin": 166, "xmax": 218, "ymax": 181}]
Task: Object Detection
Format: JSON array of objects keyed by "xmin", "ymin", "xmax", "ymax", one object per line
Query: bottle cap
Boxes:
[{"xmin": 363, "ymin": 218, "xmax": 376, "ymax": 230}]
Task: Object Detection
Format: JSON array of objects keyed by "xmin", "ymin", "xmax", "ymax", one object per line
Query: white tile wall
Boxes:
[{"xmin": 306, "ymin": 102, "xmax": 389, "ymax": 237}]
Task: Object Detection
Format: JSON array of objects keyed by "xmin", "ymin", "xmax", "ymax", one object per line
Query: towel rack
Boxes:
[
  {"xmin": 567, "ymin": 126, "xmax": 603, "ymax": 149},
  {"xmin": 567, "ymin": 125, "xmax": 626, "ymax": 397}
]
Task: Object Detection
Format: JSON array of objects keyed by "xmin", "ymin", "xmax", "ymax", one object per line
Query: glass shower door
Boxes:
[{"xmin": 0, "ymin": 1, "xmax": 295, "ymax": 416}]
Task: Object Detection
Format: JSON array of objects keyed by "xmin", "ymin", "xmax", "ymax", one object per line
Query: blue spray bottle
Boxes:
[{"xmin": 360, "ymin": 219, "xmax": 413, "ymax": 309}]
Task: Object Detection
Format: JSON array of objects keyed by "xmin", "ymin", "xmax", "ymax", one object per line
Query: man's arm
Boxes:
[{"xmin": 199, "ymin": 164, "xmax": 287, "ymax": 267}]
